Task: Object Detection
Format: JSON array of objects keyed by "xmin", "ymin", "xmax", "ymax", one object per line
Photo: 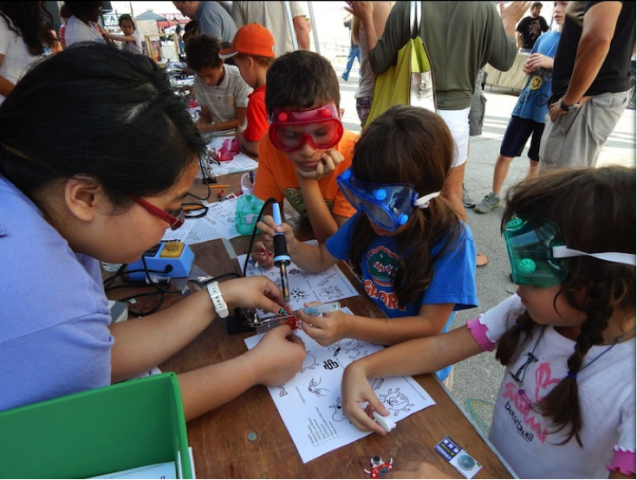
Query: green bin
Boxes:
[{"xmin": 0, "ymin": 373, "xmax": 193, "ymax": 479}]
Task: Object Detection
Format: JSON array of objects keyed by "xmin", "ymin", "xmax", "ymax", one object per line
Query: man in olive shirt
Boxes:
[{"xmin": 364, "ymin": 1, "xmax": 529, "ymax": 225}]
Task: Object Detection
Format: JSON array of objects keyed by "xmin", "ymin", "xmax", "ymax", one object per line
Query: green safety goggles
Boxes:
[{"xmin": 503, "ymin": 217, "xmax": 635, "ymax": 287}]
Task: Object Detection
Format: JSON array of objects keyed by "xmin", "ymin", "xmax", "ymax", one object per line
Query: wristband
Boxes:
[{"xmin": 206, "ymin": 281, "xmax": 229, "ymax": 318}]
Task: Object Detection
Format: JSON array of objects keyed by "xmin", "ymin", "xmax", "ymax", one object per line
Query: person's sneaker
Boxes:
[
  {"xmin": 341, "ymin": 74, "xmax": 348, "ymax": 81},
  {"xmin": 462, "ymin": 185, "xmax": 475, "ymax": 208},
  {"xmin": 475, "ymin": 192, "xmax": 502, "ymax": 214}
]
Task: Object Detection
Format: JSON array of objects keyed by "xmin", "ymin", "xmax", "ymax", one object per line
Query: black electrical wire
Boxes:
[{"xmin": 242, "ymin": 197, "xmax": 278, "ymax": 277}]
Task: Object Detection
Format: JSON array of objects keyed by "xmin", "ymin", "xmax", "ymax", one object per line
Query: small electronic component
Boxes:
[
  {"xmin": 249, "ymin": 313, "xmax": 300, "ymax": 334},
  {"xmin": 364, "ymin": 456, "xmax": 393, "ymax": 479}
]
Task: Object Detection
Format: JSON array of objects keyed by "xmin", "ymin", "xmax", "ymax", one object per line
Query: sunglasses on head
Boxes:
[{"xmin": 268, "ymin": 102, "xmax": 344, "ymax": 152}]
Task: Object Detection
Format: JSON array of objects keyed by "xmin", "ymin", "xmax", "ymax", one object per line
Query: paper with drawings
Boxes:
[
  {"xmin": 237, "ymin": 242, "xmax": 359, "ymax": 313},
  {"xmin": 183, "ymin": 197, "xmax": 242, "ymax": 244},
  {"xmin": 244, "ymin": 313, "xmax": 436, "ymax": 463}
]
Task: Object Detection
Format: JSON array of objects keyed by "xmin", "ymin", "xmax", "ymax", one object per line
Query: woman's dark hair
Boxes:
[
  {"xmin": 0, "ymin": 43, "xmax": 206, "ymax": 210},
  {"xmin": 118, "ymin": 13, "xmax": 135, "ymax": 30},
  {"xmin": 0, "ymin": 1, "xmax": 57, "ymax": 55},
  {"xmin": 59, "ymin": 4, "xmax": 71, "ymax": 20},
  {"xmin": 64, "ymin": 1, "xmax": 101, "ymax": 20},
  {"xmin": 496, "ymin": 166, "xmax": 636, "ymax": 446},
  {"xmin": 265, "ymin": 50, "xmax": 340, "ymax": 113},
  {"xmin": 349, "ymin": 105, "xmax": 462, "ymax": 307},
  {"xmin": 184, "ymin": 34, "xmax": 223, "ymax": 71}
]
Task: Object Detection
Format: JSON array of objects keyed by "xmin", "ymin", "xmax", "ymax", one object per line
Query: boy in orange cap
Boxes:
[{"xmin": 220, "ymin": 24, "xmax": 276, "ymax": 156}]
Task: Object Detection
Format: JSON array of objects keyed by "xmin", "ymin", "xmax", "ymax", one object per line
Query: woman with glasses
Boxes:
[{"xmin": 0, "ymin": 43, "xmax": 305, "ymax": 419}]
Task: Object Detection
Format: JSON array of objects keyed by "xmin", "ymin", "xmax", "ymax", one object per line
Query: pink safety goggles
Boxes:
[{"xmin": 268, "ymin": 102, "xmax": 344, "ymax": 152}]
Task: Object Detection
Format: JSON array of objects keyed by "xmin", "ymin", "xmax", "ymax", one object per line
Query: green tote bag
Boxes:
[{"xmin": 365, "ymin": 1, "xmax": 436, "ymax": 128}]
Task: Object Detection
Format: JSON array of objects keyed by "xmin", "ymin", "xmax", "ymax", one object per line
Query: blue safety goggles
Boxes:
[
  {"xmin": 504, "ymin": 216, "xmax": 636, "ymax": 287},
  {"xmin": 336, "ymin": 168, "xmax": 440, "ymax": 231}
]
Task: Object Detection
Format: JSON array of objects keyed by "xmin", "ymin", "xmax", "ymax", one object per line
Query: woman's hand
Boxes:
[
  {"xmin": 251, "ymin": 240, "xmax": 275, "ymax": 269},
  {"xmin": 296, "ymin": 149, "xmax": 344, "ymax": 181},
  {"xmin": 247, "ymin": 325, "xmax": 306, "ymax": 386},
  {"xmin": 217, "ymin": 276, "xmax": 289, "ymax": 314},
  {"xmin": 341, "ymin": 362, "xmax": 389, "ymax": 435},
  {"xmin": 257, "ymin": 215, "xmax": 299, "ymax": 256},
  {"xmin": 298, "ymin": 309, "xmax": 351, "ymax": 346}
]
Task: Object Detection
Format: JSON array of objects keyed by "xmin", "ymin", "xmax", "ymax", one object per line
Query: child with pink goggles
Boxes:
[{"xmin": 268, "ymin": 102, "xmax": 344, "ymax": 152}]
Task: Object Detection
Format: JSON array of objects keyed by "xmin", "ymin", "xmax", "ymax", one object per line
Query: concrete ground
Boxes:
[{"xmin": 335, "ymin": 67, "xmax": 636, "ymax": 435}]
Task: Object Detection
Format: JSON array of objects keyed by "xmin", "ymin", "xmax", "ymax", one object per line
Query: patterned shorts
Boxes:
[{"xmin": 356, "ymin": 96, "xmax": 373, "ymax": 128}]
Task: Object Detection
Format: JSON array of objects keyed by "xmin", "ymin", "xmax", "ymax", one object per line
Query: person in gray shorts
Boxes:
[{"xmin": 540, "ymin": 1, "xmax": 635, "ymax": 170}]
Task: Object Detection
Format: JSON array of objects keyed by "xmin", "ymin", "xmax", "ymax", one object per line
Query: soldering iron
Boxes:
[{"xmin": 272, "ymin": 202, "xmax": 291, "ymax": 304}]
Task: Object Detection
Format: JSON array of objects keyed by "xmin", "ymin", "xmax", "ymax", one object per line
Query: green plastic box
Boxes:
[{"xmin": 0, "ymin": 373, "xmax": 193, "ymax": 479}]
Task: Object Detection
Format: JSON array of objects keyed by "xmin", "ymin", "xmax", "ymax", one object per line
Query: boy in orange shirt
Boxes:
[
  {"xmin": 220, "ymin": 23, "xmax": 276, "ymax": 156},
  {"xmin": 251, "ymin": 51, "xmax": 357, "ymax": 263}
]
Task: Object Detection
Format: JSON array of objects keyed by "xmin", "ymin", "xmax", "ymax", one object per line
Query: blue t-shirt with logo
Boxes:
[
  {"xmin": 512, "ymin": 31, "xmax": 561, "ymax": 123},
  {"xmin": 326, "ymin": 212, "xmax": 478, "ymax": 318}
]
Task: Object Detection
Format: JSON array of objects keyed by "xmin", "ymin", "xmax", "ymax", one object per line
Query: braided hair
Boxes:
[{"xmin": 495, "ymin": 166, "xmax": 635, "ymax": 446}]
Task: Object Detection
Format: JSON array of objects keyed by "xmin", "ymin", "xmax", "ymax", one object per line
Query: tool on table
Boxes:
[
  {"xmin": 272, "ymin": 202, "xmax": 290, "ymax": 304},
  {"xmin": 300, "ymin": 301, "xmax": 341, "ymax": 316},
  {"xmin": 250, "ymin": 312, "xmax": 300, "ymax": 334}
]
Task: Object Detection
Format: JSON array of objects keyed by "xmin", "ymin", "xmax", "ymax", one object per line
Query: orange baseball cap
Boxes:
[{"xmin": 219, "ymin": 23, "xmax": 276, "ymax": 59}]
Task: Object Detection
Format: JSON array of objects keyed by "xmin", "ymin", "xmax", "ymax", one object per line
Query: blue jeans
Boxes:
[{"xmin": 342, "ymin": 45, "xmax": 360, "ymax": 80}]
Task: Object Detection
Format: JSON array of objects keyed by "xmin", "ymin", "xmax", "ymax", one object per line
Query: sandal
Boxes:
[{"xmin": 476, "ymin": 253, "xmax": 488, "ymax": 268}]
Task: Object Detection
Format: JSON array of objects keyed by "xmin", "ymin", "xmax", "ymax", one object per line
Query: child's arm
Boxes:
[
  {"xmin": 257, "ymin": 215, "xmax": 338, "ymax": 273},
  {"xmin": 196, "ymin": 105, "xmax": 214, "ymax": 132},
  {"xmin": 202, "ymin": 107, "xmax": 247, "ymax": 133},
  {"xmin": 103, "ymin": 32, "xmax": 136, "ymax": 43},
  {"xmin": 235, "ymin": 128, "xmax": 260, "ymax": 156},
  {"xmin": 296, "ymin": 148, "xmax": 346, "ymax": 242},
  {"xmin": 297, "ymin": 302, "xmax": 455, "ymax": 347},
  {"xmin": 341, "ymin": 326, "xmax": 483, "ymax": 434}
]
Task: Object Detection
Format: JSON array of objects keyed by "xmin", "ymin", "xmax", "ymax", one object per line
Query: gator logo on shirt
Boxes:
[
  {"xmin": 366, "ymin": 246, "xmax": 398, "ymax": 287},
  {"xmin": 284, "ymin": 187, "xmax": 334, "ymax": 215}
]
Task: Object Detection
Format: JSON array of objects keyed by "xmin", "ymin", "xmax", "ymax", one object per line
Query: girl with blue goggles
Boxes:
[{"xmin": 336, "ymin": 168, "xmax": 441, "ymax": 232}]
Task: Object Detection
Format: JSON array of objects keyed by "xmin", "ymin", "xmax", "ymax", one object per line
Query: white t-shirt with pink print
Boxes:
[{"xmin": 467, "ymin": 294, "xmax": 635, "ymax": 479}]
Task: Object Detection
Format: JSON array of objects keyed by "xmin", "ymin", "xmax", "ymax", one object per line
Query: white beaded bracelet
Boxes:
[{"xmin": 206, "ymin": 281, "xmax": 229, "ymax": 318}]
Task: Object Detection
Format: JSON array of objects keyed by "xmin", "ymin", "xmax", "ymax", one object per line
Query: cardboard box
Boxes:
[{"xmin": 0, "ymin": 373, "xmax": 192, "ymax": 479}]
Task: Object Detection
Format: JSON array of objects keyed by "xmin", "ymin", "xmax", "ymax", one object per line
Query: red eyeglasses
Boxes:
[{"xmin": 130, "ymin": 195, "xmax": 185, "ymax": 230}]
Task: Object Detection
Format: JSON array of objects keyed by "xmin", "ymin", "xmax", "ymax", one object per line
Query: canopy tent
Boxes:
[{"xmin": 135, "ymin": 11, "xmax": 168, "ymax": 22}]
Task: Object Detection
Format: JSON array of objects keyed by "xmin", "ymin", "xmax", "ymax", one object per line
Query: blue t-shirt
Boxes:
[
  {"xmin": 0, "ymin": 176, "xmax": 113, "ymax": 412},
  {"xmin": 512, "ymin": 31, "xmax": 561, "ymax": 123},
  {"xmin": 326, "ymin": 212, "xmax": 478, "ymax": 318}
]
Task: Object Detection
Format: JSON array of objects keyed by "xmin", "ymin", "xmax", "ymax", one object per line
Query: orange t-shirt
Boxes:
[
  {"xmin": 254, "ymin": 130, "xmax": 358, "ymax": 218},
  {"xmin": 243, "ymin": 85, "xmax": 268, "ymax": 142}
]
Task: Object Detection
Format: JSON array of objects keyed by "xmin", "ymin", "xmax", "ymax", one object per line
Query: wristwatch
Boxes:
[
  {"xmin": 559, "ymin": 98, "xmax": 579, "ymax": 112},
  {"xmin": 206, "ymin": 281, "xmax": 229, "ymax": 318}
]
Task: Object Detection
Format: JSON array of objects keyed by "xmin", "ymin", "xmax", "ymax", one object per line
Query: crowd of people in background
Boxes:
[{"xmin": 0, "ymin": 2, "xmax": 635, "ymax": 478}]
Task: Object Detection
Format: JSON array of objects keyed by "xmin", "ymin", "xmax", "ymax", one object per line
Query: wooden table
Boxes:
[{"xmin": 108, "ymin": 170, "xmax": 514, "ymax": 479}]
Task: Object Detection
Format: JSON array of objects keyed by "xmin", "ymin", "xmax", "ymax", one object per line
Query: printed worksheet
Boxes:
[
  {"xmin": 245, "ymin": 319, "xmax": 436, "ymax": 463},
  {"xmin": 237, "ymin": 242, "xmax": 359, "ymax": 312},
  {"xmin": 184, "ymin": 197, "xmax": 242, "ymax": 244}
]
